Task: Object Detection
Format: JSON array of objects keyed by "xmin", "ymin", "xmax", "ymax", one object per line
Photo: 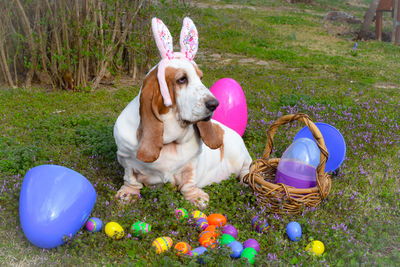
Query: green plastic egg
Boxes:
[
  {"xmin": 219, "ymin": 234, "xmax": 235, "ymax": 246},
  {"xmin": 241, "ymin": 247, "xmax": 258, "ymax": 264}
]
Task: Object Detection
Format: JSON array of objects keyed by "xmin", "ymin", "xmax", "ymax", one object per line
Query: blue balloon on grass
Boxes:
[{"xmin": 19, "ymin": 165, "xmax": 96, "ymax": 249}]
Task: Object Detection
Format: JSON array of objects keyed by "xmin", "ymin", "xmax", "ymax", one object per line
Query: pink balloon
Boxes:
[{"xmin": 210, "ymin": 78, "xmax": 248, "ymax": 136}]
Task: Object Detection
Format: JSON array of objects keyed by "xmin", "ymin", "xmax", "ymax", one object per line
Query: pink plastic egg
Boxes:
[{"xmin": 210, "ymin": 78, "xmax": 248, "ymax": 136}]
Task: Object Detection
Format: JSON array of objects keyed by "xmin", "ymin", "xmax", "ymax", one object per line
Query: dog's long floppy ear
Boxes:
[
  {"xmin": 196, "ymin": 121, "xmax": 224, "ymax": 149},
  {"xmin": 137, "ymin": 68, "xmax": 167, "ymax": 163}
]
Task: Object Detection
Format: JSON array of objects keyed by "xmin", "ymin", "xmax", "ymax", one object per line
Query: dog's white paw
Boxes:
[
  {"xmin": 115, "ymin": 185, "xmax": 140, "ymax": 204},
  {"xmin": 185, "ymin": 188, "xmax": 209, "ymax": 210}
]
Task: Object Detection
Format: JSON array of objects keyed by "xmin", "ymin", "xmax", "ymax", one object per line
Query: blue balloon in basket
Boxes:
[
  {"xmin": 276, "ymin": 138, "xmax": 320, "ymax": 188},
  {"xmin": 19, "ymin": 165, "xmax": 96, "ymax": 249},
  {"xmin": 294, "ymin": 122, "xmax": 346, "ymax": 172}
]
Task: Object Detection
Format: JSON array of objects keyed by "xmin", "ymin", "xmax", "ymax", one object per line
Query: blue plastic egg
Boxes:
[
  {"xmin": 192, "ymin": 246, "xmax": 208, "ymax": 264},
  {"xmin": 19, "ymin": 165, "xmax": 96, "ymax": 248},
  {"xmin": 86, "ymin": 217, "xmax": 102, "ymax": 232},
  {"xmin": 228, "ymin": 240, "xmax": 243, "ymax": 258},
  {"xmin": 192, "ymin": 246, "xmax": 208, "ymax": 256},
  {"xmin": 287, "ymin": 221, "xmax": 302, "ymax": 241}
]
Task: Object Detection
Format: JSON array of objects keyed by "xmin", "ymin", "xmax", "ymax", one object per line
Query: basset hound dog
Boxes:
[{"xmin": 113, "ymin": 17, "xmax": 252, "ymax": 208}]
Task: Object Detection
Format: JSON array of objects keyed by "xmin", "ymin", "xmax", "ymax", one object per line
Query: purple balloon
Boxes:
[
  {"xmin": 243, "ymin": 238, "xmax": 260, "ymax": 252},
  {"xmin": 19, "ymin": 165, "xmax": 96, "ymax": 248},
  {"xmin": 222, "ymin": 224, "xmax": 238, "ymax": 239}
]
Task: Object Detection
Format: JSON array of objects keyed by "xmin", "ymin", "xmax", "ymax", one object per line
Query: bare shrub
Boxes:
[{"xmin": 0, "ymin": 0, "xmax": 165, "ymax": 90}]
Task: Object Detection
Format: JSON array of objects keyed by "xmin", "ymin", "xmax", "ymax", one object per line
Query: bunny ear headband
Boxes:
[{"xmin": 151, "ymin": 17, "xmax": 199, "ymax": 107}]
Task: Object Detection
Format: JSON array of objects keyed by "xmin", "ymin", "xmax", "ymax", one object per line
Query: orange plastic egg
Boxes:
[
  {"xmin": 207, "ymin": 214, "xmax": 227, "ymax": 227},
  {"xmin": 199, "ymin": 231, "xmax": 216, "ymax": 248},
  {"xmin": 174, "ymin": 241, "xmax": 191, "ymax": 255},
  {"xmin": 204, "ymin": 225, "xmax": 220, "ymax": 238}
]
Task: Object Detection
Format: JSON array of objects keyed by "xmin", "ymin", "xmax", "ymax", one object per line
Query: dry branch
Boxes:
[{"xmin": 0, "ymin": 0, "xmax": 180, "ymax": 90}]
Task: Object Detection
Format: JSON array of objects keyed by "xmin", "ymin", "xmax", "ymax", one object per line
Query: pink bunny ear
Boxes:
[
  {"xmin": 151, "ymin": 17, "xmax": 173, "ymax": 107},
  {"xmin": 152, "ymin": 18, "xmax": 174, "ymax": 60},
  {"xmin": 180, "ymin": 17, "xmax": 198, "ymax": 61}
]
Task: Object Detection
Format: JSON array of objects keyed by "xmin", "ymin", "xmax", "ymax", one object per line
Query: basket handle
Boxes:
[{"xmin": 262, "ymin": 113, "xmax": 329, "ymax": 180}]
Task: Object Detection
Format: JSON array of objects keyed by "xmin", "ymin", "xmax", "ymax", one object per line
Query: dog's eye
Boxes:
[{"xmin": 177, "ymin": 76, "xmax": 187, "ymax": 84}]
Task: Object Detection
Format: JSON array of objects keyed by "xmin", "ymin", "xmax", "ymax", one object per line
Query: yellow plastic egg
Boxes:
[
  {"xmin": 105, "ymin": 222, "xmax": 124, "ymax": 239},
  {"xmin": 305, "ymin": 240, "xmax": 325, "ymax": 256},
  {"xmin": 153, "ymin": 237, "xmax": 173, "ymax": 254},
  {"xmin": 192, "ymin": 210, "xmax": 207, "ymax": 220}
]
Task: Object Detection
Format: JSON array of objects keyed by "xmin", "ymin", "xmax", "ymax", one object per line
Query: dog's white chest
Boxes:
[{"xmin": 148, "ymin": 133, "xmax": 201, "ymax": 183}]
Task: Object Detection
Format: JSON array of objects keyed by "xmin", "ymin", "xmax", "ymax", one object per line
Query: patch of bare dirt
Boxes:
[
  {"xmin": 196, "ymin": 50, "xmax": 282, "ymax": 68},
  {"xmin": 192, "ymin": 1, "xmax": 319, "ymax": 16},
  {"xmin": 374, "ymin": 82, "xmax": 400, "ymax": 90},
  {"xmin": 194, "ymin": 2, "xmax": 256, "ymax": 10},
  {"xmin": 346, "ymin": 0, "xmax": 369, "ymax": 8}
]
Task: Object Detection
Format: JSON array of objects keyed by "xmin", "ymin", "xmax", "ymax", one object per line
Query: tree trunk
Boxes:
[
  {"xmin": 0, "ymin": 43, "xmax": 15, "ymax": 88},
  {"xmin": 15, "ymin": 0, "xmax": 38, "ymax": 87},
  {"xmin": 393, "ymin": 0, "xmax": 400, "ymax": 45},
  {"xmin": 358, "ymin": 0, "xmax": 381, "ymax": 40}
]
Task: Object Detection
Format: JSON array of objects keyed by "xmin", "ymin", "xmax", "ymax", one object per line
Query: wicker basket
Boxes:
[{"xmin": 243, "ymin": 113, "xmax": 332, "ymax": 214}]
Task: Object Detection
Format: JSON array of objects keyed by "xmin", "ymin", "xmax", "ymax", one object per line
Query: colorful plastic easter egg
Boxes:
[
  {"xmin": 192, "ymin": 246, "xmax": 207, "ymax": 256},
  {"xmin": 85, "ymin": 217, "xmax": 102, "ymax": 233},
  {"xmin": 243, "ymin": 238, "xmax": 260, "ymax": 253},
  {"xmin": 204, "ymin": 225, "xmax": 217, "ymax": 232},
  {"xmin": 19, "ymin": 165, "xmax": 96, "ymax": 249},
  {"xmin": 228, "ymin": 240, "xmax": 243, "ymax": 258},
  {"xmin": 210, "ymin": 78, "xmax": 248, "ymax": 136},
  {"xmin": 305, "ymin": 240, "xmax": 325, "ymax": 256},
  {"xmin": 241, "ymin": 247, "xmax": 258, "ymax": 265},
  {"xmin": 105, "ymin": 222, "xmax": 124, "ymax": 239},
  {"xmin": 131, "ymin": 221, "xmax": 151, "ymax": 237},
  {"xmin": 199, "ymin": 231, "xmax": 216, "ymax": 248},
  {"xmin": 222, "ymin": 225, "xmax": 238, "ymax": 239},
  {"xmin": 192, "ymin": 246, "xmax": 208, "ymax": 264},
  {"xmin": 196, "ymin": 218, "xmax": 209, "ymax": 231},
  {"xmin": 287, "ymin": 221, "xmax": 302, "ymax": 241},
  {"xmin": 204, "ymin": 225, "xmax": 220, "ymax": 238},
  {"xmin": 251, "ymin": 216, "xmax": 270, "ymax": 233},
  {"xmin": 153, "ymin": 237, "xmax": 173, "ymax": 254},
  {"xmin": 174, "ymin": 241, "xmax": 191, "ymax": 255},
  {"xmin": 219, "ymin": 233, "xmax": 236, "ymax": 246},
  {"xmin": 175, "ymin": 208, "xmax": 189, "ymax": 221},
  {"xmin": 198, "ymin": 230, "xmax": 212, "ymax": 240},
  {"xmin": 192, "ymin": 210, "xmax": 207, "ymax": 220},
  {"xmin": 207, "ymin": 214, "xmax": 227, "ymax": 227}
]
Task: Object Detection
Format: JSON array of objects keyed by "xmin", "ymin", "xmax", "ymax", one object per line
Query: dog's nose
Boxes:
[{"xmin": 205, "ymin": 98, "xmax": 219, "ymax": 112}]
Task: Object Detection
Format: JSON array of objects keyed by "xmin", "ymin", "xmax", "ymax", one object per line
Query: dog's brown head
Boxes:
[
  {"xmin": 136, "ymin": 58, "xmax": 223, "ymax": 163},
  {"xmin": 135, "ymin": 17, "xmax": 223, "ymax": 163}
]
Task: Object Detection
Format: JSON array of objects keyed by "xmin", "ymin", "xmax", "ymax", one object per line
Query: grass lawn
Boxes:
[{"xmin": 1, "ymin": 0, "xmax": 399, "ymax": 265}]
